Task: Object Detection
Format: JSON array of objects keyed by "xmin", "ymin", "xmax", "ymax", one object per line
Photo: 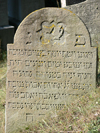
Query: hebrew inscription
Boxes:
[
  {"xmin": 75, "ymin": 34, "xmax": 86, "ymax": 46},
  {"xmin": 6, "ymin": 8, "xmax": 97, "ymax": 133}
]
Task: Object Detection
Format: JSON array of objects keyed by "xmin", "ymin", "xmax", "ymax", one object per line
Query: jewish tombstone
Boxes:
[{"xmin": 6, "ymin": 8, "xmax": 97, "ymax": 133}]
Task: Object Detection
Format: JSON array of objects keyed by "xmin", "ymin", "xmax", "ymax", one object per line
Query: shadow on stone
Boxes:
[{"xmin": 97, "ymin": 73, "xmax": 100, "ymax": 86}]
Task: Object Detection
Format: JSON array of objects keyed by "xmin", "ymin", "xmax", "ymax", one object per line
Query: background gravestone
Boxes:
[
  {"xmin": 0, "ymin": 0, "xmax": 8, "ymax": 26},
  {"xmin": 0, "ymin": 0, "xmax": 14, "ymax": 50},
  {"xmin": 6, "ymin": 8, "xmax": 97, "ymax": 133},
  {"xmin": 65, "ymin": 0, "xmax": 100, "ymax": 47},
  {"xmin": 0, "ymin": 26, "xmax": 14, "ymax": 50},
  {"xmin": 8, "ymin": 0, "xmax": 45, "ymax": 27}
]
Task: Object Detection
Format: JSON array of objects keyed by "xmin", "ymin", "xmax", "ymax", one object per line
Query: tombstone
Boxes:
[
  {"xmin": 8, "ymin": 0, "xmax": 45, "ymax": 27},
  {"xmin": 65, "ymin": 0, "xmax": 100, "ymax": 47},
  {"xmin": 6, "ymin": 8, "xmax": 97, "ymax": 133},
  {"xmin": 0, "ymin": 0, "xmax": 14, "ymax": 50}
]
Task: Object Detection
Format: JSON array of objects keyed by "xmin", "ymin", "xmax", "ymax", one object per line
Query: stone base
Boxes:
[{"xmin": 0, "ymin": 25, "xmax": 14, "ymax": 50}]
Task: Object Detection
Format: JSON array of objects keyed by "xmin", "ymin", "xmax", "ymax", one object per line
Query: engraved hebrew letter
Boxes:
[{"xmin": 75, "ymin": 34, "xmax": 86, "ymax": 46}]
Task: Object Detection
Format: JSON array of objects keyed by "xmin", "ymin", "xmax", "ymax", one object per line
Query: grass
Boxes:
[
  {"xmin": 0, "ymin": 50, "xmax": 100, "ymax": 133},
  {"xmin": 0, "ymin": 52, "xmax": 7, "ymax": 133},
  {"xmin": 19, "ymin": 89, "xmax": 100, "ymax": 133}
]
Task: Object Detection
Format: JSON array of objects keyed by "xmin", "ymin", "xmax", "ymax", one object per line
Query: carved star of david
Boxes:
[{"xmin": 37, "ymin": 21, "xmax": 70, "ymax": 45}]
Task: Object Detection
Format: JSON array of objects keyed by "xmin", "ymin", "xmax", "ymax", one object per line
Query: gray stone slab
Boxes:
[
  {"xmin": 0, "ymin": 0, "xmax": 8, "ymax": 26},
  {"xmin": 65, "ymin": 0, "xmax": 100, "ymax": 47},
  {"xmin": 6, "ymin": 8, "xmax": 97, "ymax": 133},
  {"xmin": 0, "ymin": 26, "xmax": 14, "ymax": 50},
  {"xmin": 8, "ymin": 0, "xmax": 45, "ymax": 22}
]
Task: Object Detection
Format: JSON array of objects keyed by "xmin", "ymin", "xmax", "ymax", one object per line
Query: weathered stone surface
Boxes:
[
  {"xmin": 0, "ymin": 0, "xmax": 8, "ymax": 26},
  {"xmin": 6, "ymin": 8, "xmax": 97, "ymax": 133},
  {"xmin": 65, "ymin": 0, "xmax": 100, "ymax": 47}
]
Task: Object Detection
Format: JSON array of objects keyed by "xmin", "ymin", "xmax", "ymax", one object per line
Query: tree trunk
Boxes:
[{"xmin": 61, "ymin": 0, "xmax": 66, "ymax": 7}]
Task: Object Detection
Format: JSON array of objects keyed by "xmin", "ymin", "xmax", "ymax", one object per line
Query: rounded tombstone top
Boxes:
[{"xmin": 14, "ymin": 8, "xmax": 90, "ymax": 48}]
